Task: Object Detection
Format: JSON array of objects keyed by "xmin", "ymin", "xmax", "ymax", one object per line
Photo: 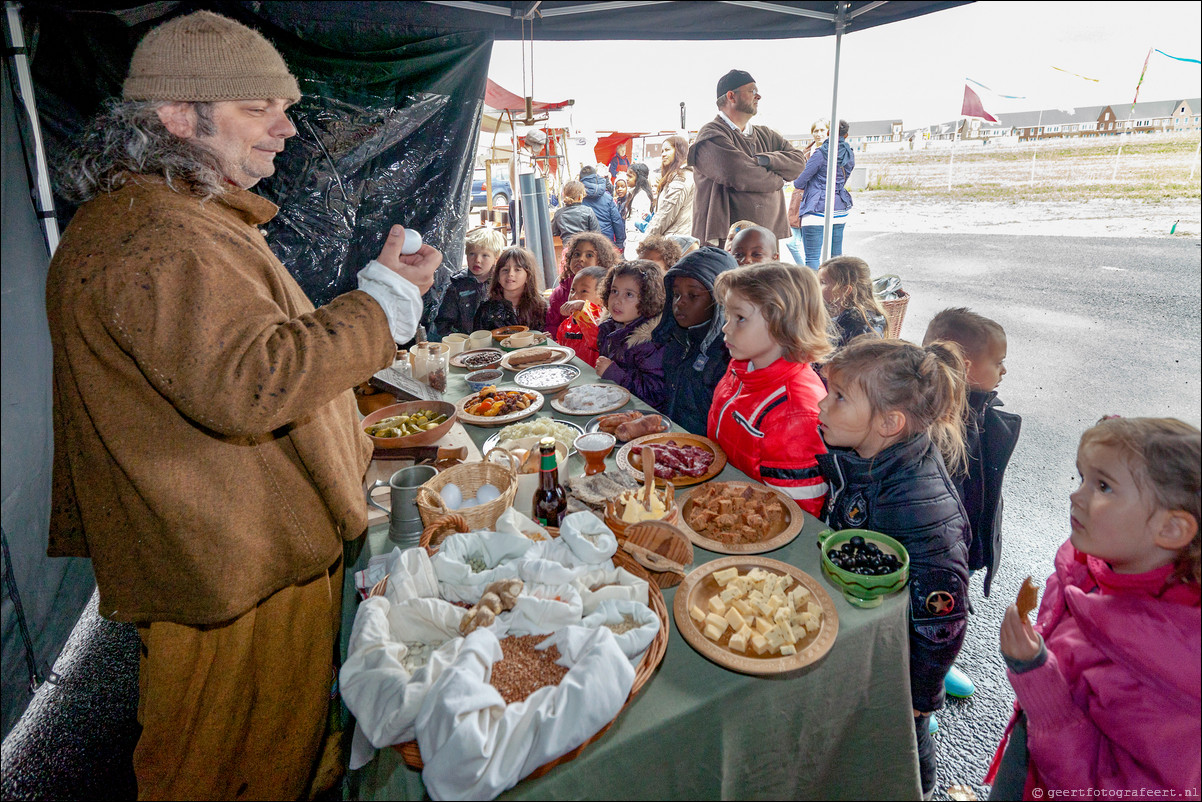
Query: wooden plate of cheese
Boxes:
[{"xmin": 672, "ymin": 556, "xmax": 838, "ymax": 675}]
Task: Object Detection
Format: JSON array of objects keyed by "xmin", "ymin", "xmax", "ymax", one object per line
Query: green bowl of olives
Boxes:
[
  {"xmin": 818, "ymin": 529, "xmax": 909, "ymax": 608},
  {"xmin": 362, "ymin": 400, "xmax": 457, "ymax": 448}
]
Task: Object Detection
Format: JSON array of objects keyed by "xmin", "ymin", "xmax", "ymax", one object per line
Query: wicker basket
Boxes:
[
  {"xmin": 392, "ymin": 529, "xmax": 669, "ymax": 780},
  {"xmin": 415, "ymin": 458, "xmax": 518, "ymax": 530},
  {"xmin": 880, "ymin": 288, "xmax": 909, "ymax": 339}
]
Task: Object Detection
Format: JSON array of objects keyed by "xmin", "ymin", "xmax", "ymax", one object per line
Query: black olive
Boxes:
[
  {"xmin": 827, "ymin": 550, "xmax": 841, "ymax": 562},
  {"xmin": 865, "ymin": 542, "xmax": 881, "ymax": 555},
  {"xmin": 841, "ymin": 543, "xmax": 855, "ymax": 554},
  {"xmin": 849, "ymin": 535, "xmax": 865, "ymax": 547}
]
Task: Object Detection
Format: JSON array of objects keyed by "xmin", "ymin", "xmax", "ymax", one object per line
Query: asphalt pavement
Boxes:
[
  {"xmin": 844, "ymin": 229, "xmax": 1202, "ymax": 800},
  {"xmin": 3, "ymin": 231, "xmax": 1199, "ymax": 801}
]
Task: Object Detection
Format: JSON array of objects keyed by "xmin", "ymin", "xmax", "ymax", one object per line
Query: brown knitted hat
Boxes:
[{"xmin": 123, "ymin": 11, "xmax": 300, "ymax": 103}]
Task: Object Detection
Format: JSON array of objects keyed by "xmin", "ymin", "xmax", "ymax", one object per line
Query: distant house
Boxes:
[{"xmin": 846, "ymin": 119, "xmax": 903, "ymax": 150}]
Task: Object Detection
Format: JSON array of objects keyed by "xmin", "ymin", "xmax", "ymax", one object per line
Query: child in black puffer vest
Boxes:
[{"xmin": 815, "ymin": 338, "xmax": 971, "ymax": 800}]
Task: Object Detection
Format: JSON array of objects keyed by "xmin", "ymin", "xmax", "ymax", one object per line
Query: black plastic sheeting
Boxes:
[
  {"xmin": 285, "ymin": 0, "xmax": 973, "ymax": 41},
  {"xmin": 23, "ymin": 1, "xmax": 492, "ymax": 308}
]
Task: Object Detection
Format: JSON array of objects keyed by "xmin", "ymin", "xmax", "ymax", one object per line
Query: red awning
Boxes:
[
  {"xmin": 592, "ymin": 132, "xmax": 648, "ymax": 174},
  {"xmin": 484, "ymin": 79, "xmax": 572, "ymax": 113}
]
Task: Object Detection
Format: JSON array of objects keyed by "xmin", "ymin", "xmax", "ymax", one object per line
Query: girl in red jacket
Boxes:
[
  {"xmin": 708, "ymin": 262, "xmax": 832, "ymax": 517},
  {"xmin": 990, "ymin": 417, "xmax": 1200, "ymax": 800}
]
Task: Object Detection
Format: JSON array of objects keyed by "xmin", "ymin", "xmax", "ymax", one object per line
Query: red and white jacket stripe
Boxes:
[{"xmin": 707, "ymin": 358, "xmax": 828, "ymax": 517}]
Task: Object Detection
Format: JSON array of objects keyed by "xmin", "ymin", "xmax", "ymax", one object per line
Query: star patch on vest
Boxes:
[
  {"xmin": 843, "ymin": 492, "xmax": 868, "ymax": 527},
  {"xmin": 925, "ymin": 591, "xmax": 955, "ymax": 616}
]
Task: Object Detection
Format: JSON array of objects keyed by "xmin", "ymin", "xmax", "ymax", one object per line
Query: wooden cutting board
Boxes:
[{"xmin": 365, "ymin": 422, "xmax": 482, "ymax": 527}]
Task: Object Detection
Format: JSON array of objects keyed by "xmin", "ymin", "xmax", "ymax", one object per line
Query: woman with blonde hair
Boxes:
[
  {"xmin": 646, "ymin": 135, "xmax": 694, "ymax": 239},
  {"xmin": 785, "ymin": 118, "xmax": 828, "ymax": 264}
]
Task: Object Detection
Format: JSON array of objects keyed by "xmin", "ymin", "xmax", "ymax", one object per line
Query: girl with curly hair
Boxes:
[
  {"xmin": 595, "ymin": 260, "xmax": 667, "ymax": 407},
  {"xmin": 545, "ymin": 231, "xmax": 620, "ymax": 334}
]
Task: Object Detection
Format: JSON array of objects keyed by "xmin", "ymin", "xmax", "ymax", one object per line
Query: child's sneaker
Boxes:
[
  {"xmin": 944, "ymin": 664, "xmax": 975, "ymax": 698},
  {"xmin": 928, "ymin": 714, "xmax": 939, "ymax": 734}
]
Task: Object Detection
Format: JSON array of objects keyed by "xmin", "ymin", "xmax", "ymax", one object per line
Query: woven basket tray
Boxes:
[
  {"xmin": 880, "ymin": 288, "xmax": 910, "ymax": 339},
  {"xmin": 415, "ymin": 458, "xmax": 518, "ymax": 531},
  {"xmin": 394, "ymin": 520, "xmax": 669, "ymax": 782}
]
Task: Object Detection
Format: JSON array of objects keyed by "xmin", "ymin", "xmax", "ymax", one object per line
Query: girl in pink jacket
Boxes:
[{"xmin": 989, "ymin": 417, "xmax": 1200, "ymax": 800}]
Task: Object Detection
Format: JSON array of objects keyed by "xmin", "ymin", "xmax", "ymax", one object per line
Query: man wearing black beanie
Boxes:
[{"xmin": 688, "ymin": 70, "xmax": 807, "ymax": 248}]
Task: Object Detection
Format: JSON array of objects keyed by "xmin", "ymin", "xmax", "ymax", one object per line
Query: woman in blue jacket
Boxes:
[{"xmin": 794, "ymin": 119, "xmax": 854, "ymax": 269}]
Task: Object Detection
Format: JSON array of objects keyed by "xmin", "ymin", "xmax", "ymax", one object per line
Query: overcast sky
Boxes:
[{"xmin": 488, "ymin": 1, "xmax": 1202, "ymax": 136}]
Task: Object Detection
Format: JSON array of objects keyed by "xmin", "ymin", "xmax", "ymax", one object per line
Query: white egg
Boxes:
[
  {"xmin": 460, "ymin": 497, "xmax": 478, "ymax": 508},
  {"xmin": 440, "ymin": 483, "xmax": 462, "ymax": 510},
  {"xmin": 476, "ymin": 483, "xmax": 501, "ymax": 504}
]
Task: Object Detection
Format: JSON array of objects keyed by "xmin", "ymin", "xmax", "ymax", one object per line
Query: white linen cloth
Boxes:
[
  {"xmin": 572, "ymin": 566, "xmax": 650, "ymax": 614},
  {"xmin": 431, "ymin": 529, "xmax": 533, "ymax": 603},
  {"xmin": 416, "ymin": 626, "xmax": 634, "ymax": 801},
  {"xmin": 580, "ymin": 599, "xmax": 660, "ymax": 663}
]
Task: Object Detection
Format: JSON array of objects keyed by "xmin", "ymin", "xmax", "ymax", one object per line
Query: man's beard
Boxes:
[{"xmin": 735, "ymin": 97, "xmax": 757, "ymax": 116}]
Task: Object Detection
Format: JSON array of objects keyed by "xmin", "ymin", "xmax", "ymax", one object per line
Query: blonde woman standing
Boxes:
[{"xmin": 785, "ymin": 118, "xmax": 828, "ymax": 264}]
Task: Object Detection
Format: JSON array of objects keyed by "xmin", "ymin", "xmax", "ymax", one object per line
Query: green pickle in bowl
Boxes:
[{"xmin": 364, "ymin": 410, "xmax": 447, "ymax": 438}]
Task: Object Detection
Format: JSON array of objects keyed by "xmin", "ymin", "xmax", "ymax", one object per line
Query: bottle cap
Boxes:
[{"xmin": 539, "ymin": 437, "xmax": 556, "ymax": 449}]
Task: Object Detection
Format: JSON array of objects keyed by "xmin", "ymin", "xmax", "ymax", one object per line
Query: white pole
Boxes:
[
  {"xmin": 1189, "ymin": 139, "xmax": 1200, "ymax": 182},
  {"xmin": 821, "ymin": 1, "xmax": 847, "ymax": 266},
  {"xmin": 1029, "ymin": 108, "xmax": 1044, "ymax": 184},
  {"xmin": 4, "ymin": 2, "xmax": 61, "ymax": 256}
]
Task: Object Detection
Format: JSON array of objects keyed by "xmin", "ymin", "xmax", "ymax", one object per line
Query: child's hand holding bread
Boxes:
[{"xmin": 1000, "ymin": 577, "xmax": 1043, "ymax": 663}]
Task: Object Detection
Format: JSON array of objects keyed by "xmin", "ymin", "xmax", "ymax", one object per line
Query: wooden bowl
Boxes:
[
  {"xmin": 604, "ymin": 484, "xmax": 679, "ymax": 539},
  {"xmin": 622, "ymin": 521, "xmax": 693, "ymax": 588},
  {"xmin": 491, "ymin": 324, "xmax": 528, "ymax": 341},
  {"xmin": 361, "ymin": 400, "xmax": 457, "ymax": 449}
]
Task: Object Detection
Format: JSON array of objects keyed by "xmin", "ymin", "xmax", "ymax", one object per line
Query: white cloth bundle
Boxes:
[
  {"xmin": 340, "ymin": 595, "xmax": 474, "ymax": 769},
  {"xmin": 580, "ymin": 599, "xmax": 660, "ymax": 663},
  {"xmin": 432, "ymin": 529, "xmax": 533, "ymax": 603},
  {"xmin": 416, "ymin": 626, "xmax": 635, "ymax": 801},
  {"xmin": 573, "ymin": 566, "xmax": 650, "ymax": 614},
  {"xmin": 555, "ymin": 510, "xmax": 619, "ymax": 564},
  {"xmin": 506, "ymin": 582, "xmax": 584, "ymax": 636}
]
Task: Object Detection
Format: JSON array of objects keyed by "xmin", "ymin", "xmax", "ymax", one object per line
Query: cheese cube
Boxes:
[
  {"xmin": 690, "ymin": 604, "xmax": 708, "ymax": 623},
  {"xmin": 725, "ymin": 608, "xmax": 748, "ymax": 631},
  {"xmin": 705, "ymin": 612, "xmax": 729, "ymax": 633},
  {"xmin": 731, "ymin": 599, "xmax": 754, "ymax": 617},
  {"xmin": 755, "ymin": 616, "xmax": 774, "ymax": 635},
  {"xmin": 728, "ymin": 630, "xmax": 748, "ymax": 653},
  {"xmin": 737, "ymin": 624, "xmax": 754, "ymax": 641},
  {"xmin": 773, "ymin": 607, "xmax": 792, "ymax": 626},
  {"xmin": 779, "ymin": 619, "xmax": 797, "ymax": 644},
  {"xmin": 764, "ymin": 625, "xmax": 786, "ymax": 650},
  {"xmin": 806, "ymin": 602, "xmax": 821, "ymax": 616},
  {"xmin": 704, "ymin": 623, "xmax": 724, "ymax": 641},
  {"xmin": 719, "ymin": 585, "xmax": 743, "ymax": 604},
  {"xmin": 769, "ymin": 593, "xmax": 787, "ymax": 610},
  {"xmin": 750, "ymin": 633, "xmax": 770, "ymax": 655},
  {"xmin": 708, "ymin": 595, "xmax": 727, "ymax": 616},
  {"xmin": 805, "ymin": 614, "xmax": 820, "ymax": 634},
  {"xmin": 713, "ymin": 567, "xmax": 740, "ymax": 586},
  {"xmin": 755, "ymin": 598, "xmax": 775, "ymax": 618},
  {"xmin": 791, "ymin": 585, "xmax": 812, "ymax": 604},
  {"xmin": 779, "ymin": 643, "xmax": 797, "ymax": 656}
]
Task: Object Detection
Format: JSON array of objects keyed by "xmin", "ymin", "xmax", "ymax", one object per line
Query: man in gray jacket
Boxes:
[{"xmin": 688, "ymin": 70, "xmax": 807, "ymax": 247}]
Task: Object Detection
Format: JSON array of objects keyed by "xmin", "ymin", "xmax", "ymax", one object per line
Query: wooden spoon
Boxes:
[
  {"xmin": 643, "ymin": 447, "xmax": 656, "ymax": 510},
  {"xmin": 620, "ymin": 540, "xmax": 686, "ymax": 576}
]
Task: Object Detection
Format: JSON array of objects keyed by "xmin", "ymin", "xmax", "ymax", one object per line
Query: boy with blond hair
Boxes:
[{"xmin": 432, "ymin": 225, "xmax": 505, "ymax": 339}]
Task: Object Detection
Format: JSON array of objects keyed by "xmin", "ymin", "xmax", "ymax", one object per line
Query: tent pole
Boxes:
[
  {"xmin": 4, "ymin": 2, "xmax": 60, "ymax": 256},
  {"xmin": 821, "ymin": 1, "xmax": 846, "ymax": 266}
]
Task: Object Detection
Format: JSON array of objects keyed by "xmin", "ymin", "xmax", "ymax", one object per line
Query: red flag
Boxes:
[{"xmin": 961, "ymin": 84, "xmax": 998, "ymax": 122}]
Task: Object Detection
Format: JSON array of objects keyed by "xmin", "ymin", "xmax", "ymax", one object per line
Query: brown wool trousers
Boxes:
[{"xmin": 134, "ymin": 560, "xmax": 344, "ymax": 801}]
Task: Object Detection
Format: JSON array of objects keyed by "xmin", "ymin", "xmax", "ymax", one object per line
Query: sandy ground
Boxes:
[{"xmin": 848, "ymin": 196, "xmax": 1202, "ymax": 239}]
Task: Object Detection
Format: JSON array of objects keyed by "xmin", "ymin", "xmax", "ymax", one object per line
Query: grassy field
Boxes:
[{"xmin": 854, "ymin": 134, "xmax": 1201, "ymax": 203}]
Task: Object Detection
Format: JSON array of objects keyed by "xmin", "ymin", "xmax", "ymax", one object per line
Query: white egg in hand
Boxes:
[
  {"xmin": 476, "ymin": 483, "xmax": 501, "ymax": 504},
  {"xmin": 440, "ymin": 483, "xmax": 462, "ymax": 510}
]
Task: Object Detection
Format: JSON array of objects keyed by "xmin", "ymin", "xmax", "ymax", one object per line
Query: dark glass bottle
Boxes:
[{"xmin": 531, "ymin": 437, "xmax": 567, "ymax": 528}]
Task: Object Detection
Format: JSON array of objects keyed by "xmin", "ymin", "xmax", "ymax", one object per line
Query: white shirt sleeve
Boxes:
[{"xmin": 356, "ymin": 259, "xmax": 424, "ymax": 344}]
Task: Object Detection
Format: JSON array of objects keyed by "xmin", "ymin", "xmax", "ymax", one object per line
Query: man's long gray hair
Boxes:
[{"xmin": 60, "ymin": 99, "xmax": 226, "ymax": 203}]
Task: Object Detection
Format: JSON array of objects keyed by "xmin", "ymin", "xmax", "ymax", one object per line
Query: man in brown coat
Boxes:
[
  {"xmin": 688, "ymin": 70, "xmax": 808, "ymax": 247},
  {"xmin": 44, "ymin": 11, "xmax": 438, "ymax": 799}
]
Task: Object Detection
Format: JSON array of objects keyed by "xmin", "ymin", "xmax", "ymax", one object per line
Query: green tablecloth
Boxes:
[{"xmin": 345, "ymin": 355, "xmax": 921, "ymax": 801}]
